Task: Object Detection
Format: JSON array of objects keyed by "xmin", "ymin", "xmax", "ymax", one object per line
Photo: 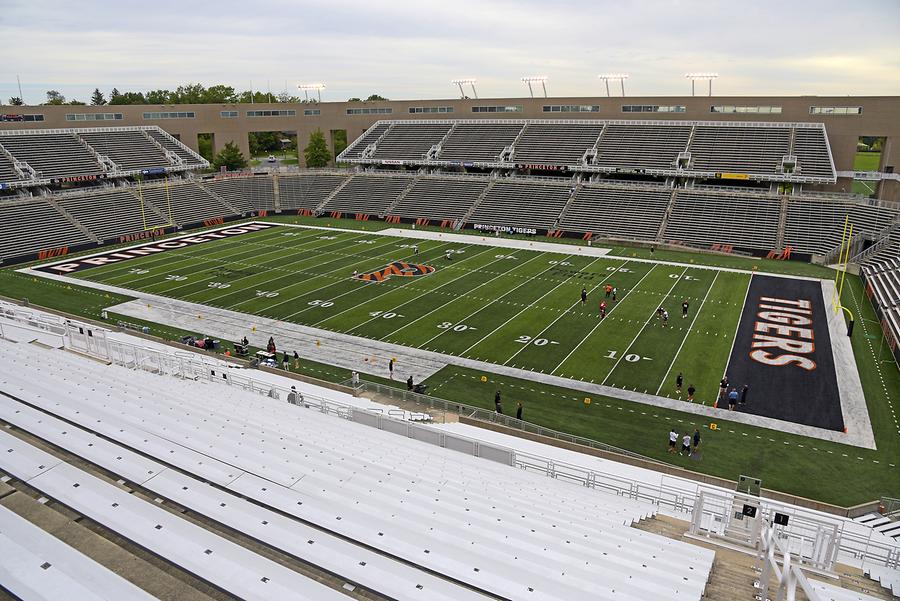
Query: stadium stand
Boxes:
[
  {"xmin": 438, "ymin": 122, "xmax": 524, "ymax": 162},
  {"xmin": 560, "ymin": 184, "xmax": 673, "ymax": 239},
  {"xmin": 512, "ymin": 123, "xmax": 605, "ymax": 165},
  {"xmin": 664, "ymin": 190, "xmax": 782, "ymax": 250},
  {"xmin": 784, "ymin": 197, "xmax": 899, "ymax": 256},
  {"xmin": 371, "ymin": 122, "xmax": 453, "ymax": 161},
  {"xmin": 202, "ymin": 175, "xmax": 275, "ymax": 212},
  {"xmin": 57, "ymin": 187, "xmax": 161, "ymax": 241},
  {"xmin": 467, "ymin": 179, "xmax": 572, "ymax": 229},
  {"xmin": 687, "ymin": 125, "xmax": 791, "ymax": 176},
  {"xmin": 322, "ymin": 174, "xmax": 413, "ymax": 215},
  {"xmin": 146, "ymin": 129, "xmax": 206, "ymax": 166},
  {"xmin": 137, "ymin": 181, "xmax": 237, "ymax": 225},
  {"xmin": 793, "ymin": 127, "xmax": 836, "ymax": 179},
  {"xmin": 0, "ymin": 152, "xmax": 21, "ymax": 184},
  {"xmin": 341, "ymin": 122, "xmax": 391, "ymax": 159},
  {"xmin": 389, "ymin": 176, "xmax": 489, "ymax": 221},
  {"xmin": 0, "ymin": 199, "xmax": 90, "ymax": 260},
  {"xmin": 77, "ymin": 130, "xmax": 170, "ymax": 172},
  {"xmin": 594, "ymin": 123, "xmax": 692, "ymax": 171},
  {"xmin": 277, "ymin": 172, "xmax": 350, "ymax": 210},
  {"xmin": 0, "ymin": 132, "xmax": 103, "ymax": 179}
]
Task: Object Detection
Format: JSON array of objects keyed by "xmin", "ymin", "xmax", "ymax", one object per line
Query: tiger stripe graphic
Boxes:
[{"xmin": 354, "ymin": 261, "xmax": 436, "ymax": 282}]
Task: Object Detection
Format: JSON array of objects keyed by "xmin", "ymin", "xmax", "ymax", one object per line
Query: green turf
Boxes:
[{"xmin": 853, "ymin": 151, "xmax": 881, "ymax": 171}]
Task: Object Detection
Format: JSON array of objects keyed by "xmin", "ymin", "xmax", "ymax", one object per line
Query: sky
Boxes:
[{"xmin": 2, "ymin": 0, "xmax": 899, "ymax": 105}]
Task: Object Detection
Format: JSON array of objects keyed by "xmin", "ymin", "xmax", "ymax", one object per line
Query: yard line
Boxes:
[
  {"xmin": 656, "ymin": 270, "xmax": 720, "ymax": 395},
  {"xmin": 600, "ymin": 267, "xmax": 688, "ymax": 386},
  {"xmin": 502, "ymin": 260, "xmax": 628, "ymax": 366},
  {"xmin": 415, "ymin": 254, "xmax": 574, "ymax": 350},
  {"xmin": 382, "ymin": 251, "xmax": 543, "ymax": 340},
  {"xmin": 550, "ymin": 264, "xmax": 659, "ymax": 375},
  {"xmin": 309, "ymin": 245, "xmax": 494, "ymax": 327},
  {"xmin": 720, "ymin": 274, "xmax": 754, "ymax": 382},
  {"xmin": 460, "ymin": 257, "xmax": 603, "ymax": 356},
  {"xmin": 275, "ymin": 241, "xmax": 458, "ymax": 319}
]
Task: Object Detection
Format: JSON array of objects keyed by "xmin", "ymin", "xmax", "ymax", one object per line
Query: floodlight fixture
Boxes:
[
  {"xmin": 451, "ymin": 78, "xmax": 479, "ymax": 99},
  {"xmin": 521, "ymin": 75, "xmax": 549, "ymax": 98},
  {"xmin": 598, "ymin": 73, "xmax": 629, "ymax": 97},
  {"xmin": 685, "ymin": 72, "xmax": 718, "ymax": 96},
  {"xmin": 297, "ymin": 82, "xmax": 326, "ymax": 102}
]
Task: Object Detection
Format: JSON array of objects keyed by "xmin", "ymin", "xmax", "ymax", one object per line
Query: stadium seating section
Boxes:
[
  {"xmin": 278, "ymin": 173, "xmax": 348, "ymax": 210},
  {"xmin": 560, "ymin": 184, "xmax": 672, "ymax": 240},
  {"xmin": 468, "ymin": 179, "xmax": 572, "ymax": 230},
  {"xmin": 322, "ymin": 174, "xmax": 413, "ymax": 215},
  {"xmin": 389, "ymin": 177, "xmax": 489, "ymax": 221}
]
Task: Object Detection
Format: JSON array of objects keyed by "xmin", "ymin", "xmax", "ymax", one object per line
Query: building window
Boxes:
[
  {"xmin": 304, "ymin": 109, "xmax": 321, "ymax": 116},
  {"xmin": 710, "ymin": 105, "xmax": 782, "ymax": 114},
  {"xmin": 142, "ymin": 112, "xmax": 196, "ymax": 119},
  {"xmin": 408, "ymin": 106, "xmax": 454, "ymax": 114},
  {"xmin": 220, "ymin": 111, "xmax": 238, "ymax": 118},
  {"xmin": 246, "ymin": 109, "xmax": 297, "ymax": 117},
  {"xmin": 621, "ymin": 105, "xmax": 685, "ymax": 113},
  {"xmin": 346, "ymin": 107, "xmax": 393, "ymax": 115},
  {"xmin": 1, "ymin": 114, "xmax": 45, "ymax": 122},
  {"xmin": 471, "ymin": 105, "xmax": 523, "ymax": 113},
  {"xmin": 542, "ymin": 105, "xmax": 600, "ymax": 113},
  {"xmin": 809, "ymin": 106, "xmax": 862, "ymax": 115},
  {"xmin": 65, "ymin": 113, "xmax": 124, "ymax": 121}
]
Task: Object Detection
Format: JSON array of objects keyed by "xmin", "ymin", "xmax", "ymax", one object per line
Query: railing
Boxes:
[
  {"xmin": 758, "ymin": 525, "xmax": 831, "ymax": 601},
  {"xmin": 881, "ymin": 497, "xmax": 900, "ymax": 519}
]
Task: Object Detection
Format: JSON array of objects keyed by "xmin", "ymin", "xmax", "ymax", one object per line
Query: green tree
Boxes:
[
  {"xmin": 331, "ymin": 129, "xmax": 348, "ymax": 158},
  {"xmin": 347, "ymin": 97, "xmax": 361, "ymax": 102},
  {"xmin": 211, "ymin": 141, "xmax": 248, "ymax": 172},
  {"xmin": 7, "ymin": 97, "xmax": 24, "ymax": 106},
  {"xmin": 197, "ymin": 133, "xmax": 214, "ymax": 161},
  {"xmin": 109, "ymin": 88, "xmax": 122, "ymax": 104},
  {"xmin": 146, "ymin": 89, "xmax": 172, "ymax": 104},
  {"xmin": 204, "ymin": 85, "xmax": 237, "ymax": 103},
  {"xmin": 248, "ymin": 131, "xmax": 280, "ymax": 156},
  {"xmin": 304, "ymin": 130, "xmax": 331, "ymax": 167},
  {"xmin": 109, "ymin": 90, "xmax": 146, "ymax": 105},
  {"xmin": 90, "ymin": 88, "xmax": 106, "ymax": 105},
  {"xmin": 365, "ymin": 94, "xmax": 388, "ymax": 101},
  {"xmin": 67, "ymin": 99, "xmax": 86, "ymax": 105},
  {"xmin": 44, "ymin": 90, "xmax": 66, "ymax": 105}
]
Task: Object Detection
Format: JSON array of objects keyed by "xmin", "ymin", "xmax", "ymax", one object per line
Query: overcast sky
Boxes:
[{"xmin": 2, "ymin": 0, "xmax": 899, "ymax": 105}]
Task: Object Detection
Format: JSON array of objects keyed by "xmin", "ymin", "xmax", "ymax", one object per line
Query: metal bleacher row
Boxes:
[
  {"xmin": 0, "ymin": 337, "xmax": 716, "ymax": 600},
  {"xmin": 0, "ymin": 126, "xmax": 206, "ymax": 185},
  {"xmin": 338, "ymin": 119, "xmax": 837, "ymax": 182}
]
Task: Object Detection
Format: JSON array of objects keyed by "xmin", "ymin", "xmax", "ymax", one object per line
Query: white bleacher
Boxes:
[
  {"xmin": 594, "ymin": 124, "xmax": 692, "ymax": 171},
  {"xmin": 0, "ymin": 429, "xmax": 348, "ymax": 601},
  {"xmin": 371, "ymin": 123, "xmax": 452, "ymax": 161},
  {"xmin": 203, "ymin": 175, "xmax": 275, "ymax": 212},
  {"xmin": 137, "ymin": 180, "xmax": 236, "ymax": 225},
  {"xmin": 146, "ymin": 129, "xmax": 205, "ymax": 166},
  {"xmin": 793, "ymin": 127, "xmax": 836, "ymax": 179},
  {"xmin": 390, "ymin": 177, "xmax": 488, "ymax": 221},
  {"xmin": 341, "ymin": 123, "xmax": 391, "ymax": 159},
  {"xmin": 0, "ymin": 153, "xmax": 21, "ymax": 184},
  {"xmin": 58, "ymin": 187, "xmax": 156, "ymax": 241},
  {"xmin": 560, "ymin": 185, "xmax": 671, "ymax": 239},
  {"xmin": 438, "ymin": 123, "xmax": 524, "ymax": 162},
  {"xmin": 78, "ymin": 130, "xmax": 170, "ymax": 172},
  {"xmin": 513, "ymin": 123, "xmax": 605, "ymax": 165},
  {"xmin": 0, "ymin": 198, "xmax": 91, "ymax": 260},
  {"xmin": 0, "ymin": 132, "xmax": 103, "ymax": 179},
  {"xmin": 277, "ymin": 173, "xmax": 349, "ymax": 210},
  {"xmin": 323, "ymin": 174, "xmax": 412, "ymax": 215},
  {"xmin": 784, "ymin": 197, "xmax": 899, "ymax": 256},
  {"xmin": 467, "ymin": 179, "xmax": 571, "ymax": 229},
  {"xmin": 864, "ymin": 564, "xmax": 900, "ymax": 596},
  {"xmin": 664, "ymin": 190, "xmax": 781, "ymax": 250},
  {"xmin": 0, "ymin": 504, "xmax": 158, "ymax": 601},
  {"xmin": 687, "ymin": 125, "xmax": 791, "ymax": 175},
  {"xmin": 0, "ymin": 338, "xmax": 715, "ymax": 601}
]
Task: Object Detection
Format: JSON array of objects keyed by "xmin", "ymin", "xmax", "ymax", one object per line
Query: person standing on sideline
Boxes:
[
  {"xmin": 668, "ymin": 428, "xmax": 678, "ymax": 453},
  {"xmin": 687, "ymin": 384, "xmax": 696, "ymax": 402},
  {"xmin": 516, "ymin": 401, "xmax": 523, "ymax": 420},
  {"xmin": 718, "ymin": 376, "xmax": 729, "ymax": 404},
  {"xmin": 692, "ymin": 428, "xmax": 702, "ymax": 453},
  {"xmin": 682, "ymin": 300, "xmax": 689, "ymax": 319},
  {"xmin": 351, "ymin": 370, "xmax": 360, "ymax": 387},
  {"xmin": 581, "ymin": 287, "xmax": 588, "ymax": 305},
  {"xmin": 681, "ymin": 432, "xmax": 692, "ymax": 456},
  {"xmin": 293, "ymin": 351, "xmax": 300, "ymax": 369},
  {"xmin": 267, "ymin": 337, "xmax": 276, "ymax": 354},
  {"xmin": 388, "ymin": 358, "xmax": 394, "ymax": 380},
  {"xmin": 728, "ymin": 388, "xmax": 739, "ymax": 410},
  {"xmin": 740, "ymin": 384, "xmax": 749, "ymax": 405},
  {"xmin": 494, "ymin": 390, "xmax": 502, "ymax": 414},
  {"xmin": 288, "ymin": 386, "xmax": 298, "ymax": 405},
  {"xmin": 675, "ymin": 372, "xmax": 683, "ymax": 394},
  {"xmin": 282, "ymin": 352, "xmax": 290, "ymax": 370},
  {"xmin": 407, "ymin": 375, "xmax": 414, "ymax": 391},
  {"xmin": 599, "ymin": 300, "xmax": 607, "ymax": 319}
]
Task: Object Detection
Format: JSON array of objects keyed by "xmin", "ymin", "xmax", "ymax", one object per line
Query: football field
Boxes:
[{"xmin": 58, "ymin": 223, "xmax": 757, "ymax": 404}]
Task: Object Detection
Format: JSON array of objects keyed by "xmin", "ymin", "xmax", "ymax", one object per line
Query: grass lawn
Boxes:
[{"xmin": 854, "ymin": 151, "xmax": 881, "ymax": 171}]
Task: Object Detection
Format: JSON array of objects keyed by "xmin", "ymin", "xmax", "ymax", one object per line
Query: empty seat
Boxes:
[
  {"xmin": 467, "ymin": 180, "xmax": 571, "ymax": 230},
  {"xmin": 560, "ymin": 185, "xmax": 672, "ymax": 240},
  {"xmin": 78, "ymin": 130, "xmax": 170, "ymax": 171},
  {"xmin": 439, "ymin": 123, "xmax": 524, "ymax": 162},
  {"xmin": 390, "ymin": 177, "xmax": 488, "ymax": 221},
  {"xmin": 513, "ymin": 123, "xmax": 604, "ymax": 165},
  {"xmin": 322, "ymin": 175, "xmax": 412, "ymax": 215},
  {"xmin": 371, "ymin": 123, "xmax": 453, "ymax": 161},
  {"xmin": 277, "ymin": 173, "xmax": 349, "ymax": 210},
  {"xmin": 0, "ymin": 133, "xmax": 103, "ymax": 179}
]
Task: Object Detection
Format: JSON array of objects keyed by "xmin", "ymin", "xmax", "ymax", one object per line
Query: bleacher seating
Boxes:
[
  {"xmin": 390, "ymin": 177, "xmax": 488, "ymax": 221},
  {"xmin": 77, "ymin": 130, "xmax": 170, "ymax": 171},
  {"xmin": 371, "ymin": 123, "xmax": 453, "ymax": 161},
  {"xmin": 146, "ymin": 129, "xmax": 205, "ymax": 166},
  {"xmin": 688, "ymin": 126, "xmax": 791, "ymax": 175},
  {"xmin": 513, "ymin": 123, "xmax": 604, "ymax": 165},
  {"xmin": 467, "ymin": 180, "xmax": 571, "ymax": 229},
  {"xmin": 0, "ymin": 153, "xmax": 21, "ymax": 184},
  {"xmin": 203, "ymin": 176, "xmax": 275, "ymax": 212},
  {"xmin": 0, "ymin": 338, "xmax": 716, "ymax": 601},
  {"xmin": 594, "ymin": 124, "xmax": 692, "ymax": 171},
  {"xmin": 58, "ymin": 188, "xmax": 158, "ymax": 241},
  {"xmin": 560, "ymin": 185, "xmax": 672, "ymax": 239},
  {"xmin": 277, "ymin": 173, "xmax": 349, "ymax": 210},
  {"xmin": 0, "ymin": 133, "xmax": 103, "ymax": 179},
  {"xmin": 137, "ymin": 181, "xmax": 236, "ymax": 225},
  {"xmin": 341, "ymin": 122, "xmax": 391, "ymax": 159},
  {"xmin": 438, "ymin": 123, "xmax": 524, "ymax": 162},
  {"xmin": 0, "ymin": 199, "xmax": 90, "ymax": 260},
  {"xmin": 784, "ymin": 198, "xmax": 899, "ymax": 255},
  {"xmin": 793, "ymin": 127, "xmax": 836, "ymax": 179},
  {"xmin": 322, "ymin": 175, "xmax": 412, "ymax": 215},
  {"xmin": 664, "ymin": 190, "xmax": 781, "ymax": 250}
]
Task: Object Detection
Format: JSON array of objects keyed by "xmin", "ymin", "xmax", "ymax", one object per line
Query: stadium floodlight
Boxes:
[
  {"xmin": 597, "ymin": 73, "xmax": 629, "ymax": 97},
  {"xmin": 685, "ymin": 72, "xmax": 718, "ymax": 96},
  {"xmin": 451, "ymin": 78, "xmax": 479, "ymax": 99},
  {"xmin": 297, "ymin": 82, "xmax": 326, "ymax": 102},
  {"xmin": 521, "ymin": 76, "xmax": 549, "ymax": 98}
]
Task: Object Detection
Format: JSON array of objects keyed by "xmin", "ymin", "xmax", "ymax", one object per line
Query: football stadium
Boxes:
[{"xmin": 1, "ymin": 3, "xmax": 900, "ymax": 600}]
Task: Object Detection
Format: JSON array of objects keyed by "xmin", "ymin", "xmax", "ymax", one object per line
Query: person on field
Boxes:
[
  {"xmin": 687, "ymin": 384, "xmax": 696, "ymax": 402},
  {"xmin": 516, "ymin": 401, "xmax": 523, "ymax": 420},
  {"xmin": 581, "ymin": 287, "xmax": 588, "ymax": 305},
  {"xmin": 407, "ymin": 375, "xmax": 414, "ymax": 391},
  {"xmin": 599, "ymin": 300, "xmax": 607, "ymax": 319},
  {"xmin": 682, "ymin": 300, "xmax": 690, "ymax": 318},
  {"xmin": 494, "ymin": 390, "xmax": 503, "ymax": 414},
  {"xmin": 728, "ymin": 388, "xmax": 739, "ymax": 410},
  {"xmin": 605, "ymin": 284, "xmax": 612, "ymax": 298},
  {"xmin": 681, "ymin": 433, "xmax": 692, "ymax": 456},
  {"xmin": 656, "ymin": 306, "xmax": 664, "ymax": 321},
  {"xmin": 693, "ymin": 428, "xmax": 702, "ymax": 453},
  {"xmin": 282, "ymin": 352, "xmax": 290, "ymax": 370},
  {"xmin": 668, "ymin": 428, "xmax": 678, "ymax": 453},
  {"xmin": 662, "ymin": 309, "xmax": 669, "ymax": 327},
  {"xmin": 741, "ymin": 384, "xmax": 749, "ymax": 405},
  {"xmin": 267, "ymin": 337, "xmax": 276, "ymax": 354},
  {"xmin": 675, "ymin": 372, "xmax": 683, "ymax": 393},
  {"xmin": 446, "ymin": 250, "xmax": 452, "ymax": 261},
  {"xmin": 718, "ymin": 376, "xmax": 729, "ymax": 403},
  {"xmin": 293, "ymin": 351, "xmax": 300, "ymax": 369},
  {"xmin": 388, "ymin": 358, "xmax": 394, "ymax": 380},
  {"xmin": 612, "ymin": 287, "xmax": 618, "ymax": 302}
]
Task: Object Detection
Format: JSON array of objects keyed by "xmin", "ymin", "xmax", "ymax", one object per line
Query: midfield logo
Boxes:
[{"xmin": 355, "ymin": 261, "xmax": 436, "ymax": 282}]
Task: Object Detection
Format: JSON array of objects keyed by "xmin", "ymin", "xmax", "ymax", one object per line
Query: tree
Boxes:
[
  {"xmin": 204, "ymin": 85, "xmax": 237, "ymax": 103},
  {"xmin": 7, "ymin": 97, "xmax": 24, "ymax": 106},
  {"xmin": 365, "ymin": 94, "xmax": 388, "ymax": 101},
  {"xmin": 145, "ymin": 89, "xmax": 172, "ymax": 104},
  {"xmin": 347, "ymin": 97, "xmax": 361, "ymax": 102},
  {"xmin": 90, "ymin": 88, "xmax": 106, "ymax": 105},
  {"xmin": 109, "ymin": 88, "xmax": 122, "ymax": 104},
  {"xmin": 211, "ymin": 141, "xmax": 247, "ymax": 172},
  {"xmin": 44, "ymin": 90, "xmax": 66, "ymax": 105},
  {"xmin": 304, "ymin": 130, "xmax": 331, "ymax": 167},
  {"xmin": 67, "ymin": 99, "xmax": 86, "ymax": 105}
]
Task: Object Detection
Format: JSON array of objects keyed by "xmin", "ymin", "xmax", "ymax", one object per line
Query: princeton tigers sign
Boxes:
[{"xmin": 354, "ymin": 261, "xmax": 435, "ymax": 282}]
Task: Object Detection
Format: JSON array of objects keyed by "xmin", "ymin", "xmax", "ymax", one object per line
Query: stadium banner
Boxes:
[
  {"xmin": 472, "ymin": 223, "xmax": 538, "ymax": 236},
  {"xmin": 516, "ymin": 163, "xmax": 569, "ymax": 172},
  {"xmin": 33, "ymin": 222, "xmax": 276, "ymax": 275},
  {"xmin": 716, "ymin": 172, "xmax": 750, "ymax": 180},
  {"xmin": 725, "ymin": 275, "xmax": 843, "ymax": 431}
]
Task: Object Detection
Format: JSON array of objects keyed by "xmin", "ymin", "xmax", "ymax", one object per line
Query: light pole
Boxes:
[
  {"xmin": 521, "ymin": 76, "xmax": 549, "ymax": 98},
  {"xmin": 685, "ymin": 73, "xmax": 718, "ymax": 96},
  {"xmin": 597, "ymin": 73, "xmax": 629, "ymax": 97},
  {"xmin": 451, "ymin": 79, "xmax": 478, "ymax": 99},
  {"xmin": 297, "ymin": 83, "xmax": 326, "ymax": 102}
]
